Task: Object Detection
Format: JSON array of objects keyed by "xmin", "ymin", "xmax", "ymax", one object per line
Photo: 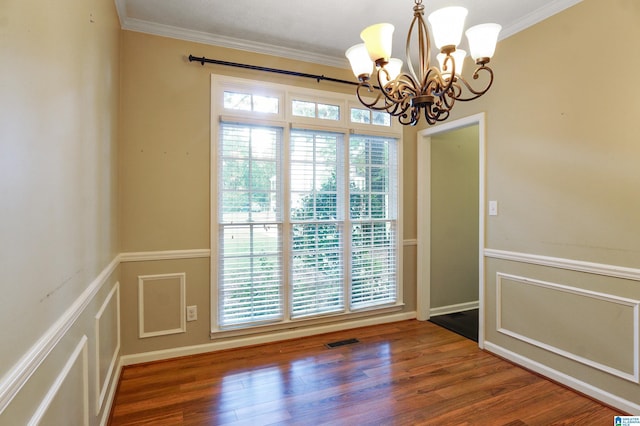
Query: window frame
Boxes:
[{"xmin": 211, "ymin": 74, "xmax": 404, "ymax": 338}]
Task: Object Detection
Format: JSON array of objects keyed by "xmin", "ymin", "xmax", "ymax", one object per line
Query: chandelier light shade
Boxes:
[
  {"xmin": 427, "ymin": 6, "xmax": 468, "ymax": 50},
  {"xmin": 345, "ymin": 43, "xmax": 374, "ymax": 79},
  {"xmin": 360, "ymin": 23, "xmax": 395, "ymax": 65},
  {"xmin": 346, "ymin": 0, "xmax": 501, "ymax": 126},
  {"xmin": 465, "ymin": 23, "xmax": 502, "ymax": 61}
]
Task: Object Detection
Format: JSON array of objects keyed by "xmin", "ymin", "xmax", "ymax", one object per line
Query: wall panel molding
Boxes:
[
  {"xmin": 496, "ymin": 273, "xmax": 640, "ymax": 383},
  {"xmin": 95, "ymin": 283, "xmax": 121, "ymax": 414},
  {"xmin": 138, "ymin": 273, "xmax": 187, "ymax": 338},
  {"xmin": 485, "ymin": 248, "xmax": 640, "ymax": 282},
  {"xmin": 0, "ymin": 257, "xmax": 118, "ymax": 415},
  {"xmin": 484, "ymin": 341, "xmax": 640, "ymax": 415},
  {"xmin": 28, "ymin": 336, "xmax": 89, "ymax": 426}
]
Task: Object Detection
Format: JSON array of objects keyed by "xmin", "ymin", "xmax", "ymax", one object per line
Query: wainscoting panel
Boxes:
[
  {"xmin": 138, "ymin": 273, "xmax": 186, "ymax": 338},
  {"xmin": 496, "ymin": 272, "xmax": 639, "ymax": 382},
  {"xmin": 29, "ymin": 336, "xmax": 89, "ymax": 426},
  {"xmin": 95, "ymin": 283, "xmax": 120, "ymax": 414}
]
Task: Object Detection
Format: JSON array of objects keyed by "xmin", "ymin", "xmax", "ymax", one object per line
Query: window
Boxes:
[
  {"xmin": 350, "ymin": 107, "xmax": 391, "ymax": 127},
  {"xmin": 218, "ymin": 123, "xmax": 282, "ymax": 327},
  {"xmin": 349, "ymin": 135, "xmax": 397, "ymax": 308},
  {"xmin": 224, "ymin": 91, "xmax": 279, "ymax": 114},
  {"xmin": 212, "ymin": 76, "xmax": 401, "ymax": 335},
  {"xmin": 290, "ymin": 129, "xmax": 344, "ymax": 318},
  {"xmin": 292, "ymin": 100, "xmax": 340, "ymax": 120}
]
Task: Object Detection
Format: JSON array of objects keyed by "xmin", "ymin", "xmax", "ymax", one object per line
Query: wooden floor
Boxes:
[{"xmin": 109, "ymin": 320, "xmax": 620, "ymax": 425}]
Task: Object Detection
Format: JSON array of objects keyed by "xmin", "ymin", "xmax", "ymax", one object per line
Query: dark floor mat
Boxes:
[{"xmin": 429, "ymin": 309, "xmax": 478, "ymax": 342}]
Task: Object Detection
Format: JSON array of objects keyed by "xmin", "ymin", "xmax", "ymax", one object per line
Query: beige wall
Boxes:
[
  {"xmin": 118, "ymin": 31, "xmax": 419, "ymax": 354},
  {"xmin": 442, "ymin": 0, "xmax": 640, "ymax": 264},
  {"xmin": 0, "ymin": 0, "xmax": 121, "ymax": 423},
  {"xmin": 430, "ymin": 126, "xmax": 479, "ymax": 308},
  {"xmin": 422, "ymin": 0, "xmax": 640, "ymax": 409}
]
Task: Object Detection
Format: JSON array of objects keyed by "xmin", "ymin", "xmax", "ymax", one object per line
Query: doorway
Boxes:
[{"xmin": 416, "ymin": 113, "xmax": 486, "ymax": 347}]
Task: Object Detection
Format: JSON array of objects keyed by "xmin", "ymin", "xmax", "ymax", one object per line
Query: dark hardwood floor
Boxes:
[
  {"xmin": 109, "ymin": 320, "xmax": 621, "ymax": 425},
  {"xmin": 429, "ymin": 309, "xmax": 479, "ymax": 341}
]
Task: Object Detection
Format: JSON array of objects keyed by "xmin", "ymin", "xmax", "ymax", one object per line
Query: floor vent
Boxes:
[{"xmin": 325, "ymin": 338, "xmax": 360, "ymax": 349}]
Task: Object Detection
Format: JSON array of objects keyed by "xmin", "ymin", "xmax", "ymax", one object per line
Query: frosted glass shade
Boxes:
[
  {"xmin": 437, "ymin": 49, "xmax": 466, "ymax": 80},
  {"xmin": 360, "ymin": 23, "xmax": 394, "ymax": 63},
  {"xmin": 466, "ymin": 23, "xmax": 502, "ymax": 61},
  {"xmin": 428, "ymin": 6, "xmax": 468, "ymax": 49},
  {"xmin": 346, "ymin": 43, "xmax": 373, "ymax": 79},
  {"xmin": 379, "ymin": 58, "xmax": 403, "ymax": 86}
]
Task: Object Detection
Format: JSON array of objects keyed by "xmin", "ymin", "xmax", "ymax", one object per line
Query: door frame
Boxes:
[{"xmin": 416, "ymin": 113, "xmax": 486, "ymax": 348}]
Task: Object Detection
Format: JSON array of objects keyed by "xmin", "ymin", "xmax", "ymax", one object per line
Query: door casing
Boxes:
[{"xmin": 416, "ymin": 113, "xmax": 486, "ymax": 348}]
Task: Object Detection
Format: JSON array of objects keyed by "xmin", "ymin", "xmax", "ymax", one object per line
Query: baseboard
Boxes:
[
  {"xmin": 430, "ymin": 301, "xmax": 479, "ymax": 317},
  {"xmin": 121, "ymin": 311, "xmax": 417, "ymax": 366},
  {"xmin": 484, "ymin": 341, "xmax": 640, "ymax": 415}
]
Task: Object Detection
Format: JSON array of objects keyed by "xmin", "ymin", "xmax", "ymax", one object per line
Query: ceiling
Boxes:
[{"xmin": 115, "ymin": 0, "xmax": 581, "ymax": 68}]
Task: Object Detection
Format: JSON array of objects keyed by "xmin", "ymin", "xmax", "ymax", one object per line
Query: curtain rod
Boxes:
[{"xmin": 188, "ymin": 54, "xmax": 359, "ymax": 87}]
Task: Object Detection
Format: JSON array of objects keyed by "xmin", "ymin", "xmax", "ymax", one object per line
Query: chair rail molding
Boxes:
[
  {"xmin": 119, "ymin": 249, "xmax": 211, "ymax": 262},
  {"xmin": 484, "ymin": 248, "xmax": 640, "ymax": 282}
]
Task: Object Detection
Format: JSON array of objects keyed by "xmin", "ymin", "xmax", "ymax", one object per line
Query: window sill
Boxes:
[{"xmin": 210, "ymin": 303, "xmax": 407, "ymax": 341}]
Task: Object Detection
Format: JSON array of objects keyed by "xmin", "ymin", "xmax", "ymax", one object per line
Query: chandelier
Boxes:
[{"xmin": 345, "ymin": 0, "xmax": 501, "ymax": 126}]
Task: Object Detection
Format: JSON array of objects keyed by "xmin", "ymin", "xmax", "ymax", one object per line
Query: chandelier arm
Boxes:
[
  {"xmin": 355, "ymin": 80, "xmax": 415, "ymax": 120},
  {"xmin": 417, "ymin": 10, "xmax": 430, "ymax": 82},
  {"xmin": 437, "ymin": 55, "xmax": 458, "ymax": 94},
  {"xmin": 399, "ymin": 106, "xmax": 421, "ymax": 126},
  {"xmin": 436, "ymin": 109, "xmax": 450, "ymax": 122},
  {"xmin": 378, "ymin": 72, "xmax": 420, "ymax": 111},
  {"xmin": 385, "ymin": 92, "xmax": 413, "ymax": 118},
  {"xmin": 423, "ymin": 105, "xmax": 439, "ymax": 125},
  {"xmin": 381, "ymin": 72, "xmax": 423, "ymax": 126},
  {"xmin": 428, "ymin": 100, "xmax": 450, "ymax": 123},
  {"xmin": 422, "ymin": 64, "xmax": 459, "ymax": 103},
  {"xmin": 384, "ymin": 93, "xmax": 412, "ymax": 118},
  {"xmin": 355, "ymin": 81, "xmax": 394, "ymax": 112},
  {"xmin": 405, "ymin": 2, "xmax": 430, "ymax": 85},
  {"xmin": 421, "ymin": 68, "xmax": 444, "ymax": 98},
  {"xmin": 451, "ymin": 65, "xmax": 495, "ymax": 101},
  {"xmin": 436, "ymin": 95, "xmax": 454, "ymax": 114},
  {"xmin": 439, "ymin": 82, "xmax": 463, "ymax": 111}
]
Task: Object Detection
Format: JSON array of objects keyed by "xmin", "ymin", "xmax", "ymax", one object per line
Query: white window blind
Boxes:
[
  {"xmin": 218, "ymin": 123, "xmax": 283, "ymax": 327},
  {"xmin": 349, "ymin": 135, "xmax": 398, "ymax": 308},
  {"xmin": 290, "ymin": 129, "xmax": 345, "ymax": 318}
]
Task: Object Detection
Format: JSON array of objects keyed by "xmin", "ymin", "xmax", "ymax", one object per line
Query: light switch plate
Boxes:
[{"xmin": 489, "ymin": 200, "xmax": 498, "ymax": 216}]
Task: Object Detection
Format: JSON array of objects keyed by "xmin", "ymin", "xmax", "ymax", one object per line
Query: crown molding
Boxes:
[
  {"xmin": 499, "ymin": 0, "xmax": 582, "ymax": 39},
  {"xmin": 119, "ymin": 16, "xmax": 350, "ymax": 69},
  {"xmin": 115, "ymin": 0, "xmax": 581, "ymax": 69}
]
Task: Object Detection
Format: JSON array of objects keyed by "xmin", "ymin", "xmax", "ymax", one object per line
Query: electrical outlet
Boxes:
[{"xmin": 186, "ymin": 305, "xmax": 198, "ymax": 321}]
